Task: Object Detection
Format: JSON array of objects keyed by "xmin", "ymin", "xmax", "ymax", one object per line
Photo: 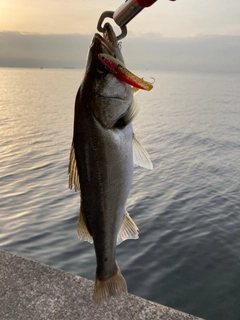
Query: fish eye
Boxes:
[
  {"xmin": 97, "ymin": 67, "xmax": 105, "ymax": 74},
  {"xmin": 96, "ymin": 62, "xmax": 108, "ymax": 76}
]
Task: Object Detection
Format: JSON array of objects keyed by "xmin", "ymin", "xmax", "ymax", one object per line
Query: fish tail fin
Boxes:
[{"xmin": 93, "ymin": 265, "xmax": 127, "ymax": 304}]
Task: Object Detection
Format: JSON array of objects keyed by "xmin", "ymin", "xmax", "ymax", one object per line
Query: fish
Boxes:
[
  {"xmin": 98, "ymin": 53, "xmax": 153, "ymax": 91},
  {"xmin": 69, "ymin": 22, "xmax": 152, "ymax": 304}
]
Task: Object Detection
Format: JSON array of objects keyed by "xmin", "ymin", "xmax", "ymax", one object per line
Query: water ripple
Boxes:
[{"xmin": 1, "ymin": 69, "xmax": 240, "ymax": 319}]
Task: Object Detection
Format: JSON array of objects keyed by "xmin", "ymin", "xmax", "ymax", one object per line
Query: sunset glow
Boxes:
[{"xmin": 0, "ymin": 0, "xmax": 240, "ymax": 37}]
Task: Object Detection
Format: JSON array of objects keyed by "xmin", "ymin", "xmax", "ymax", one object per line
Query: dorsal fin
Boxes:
[
  {"xmin": 132, "ymin": 134, "xmax": 153, "ymax": 170},
  {"xmin": 77, "ymin": 207, "xmax": 93, "ymax": 243},
  {"xmin": 68, "ymin": 143, "xmax": 80, "ymax": 191},
  {"xmin": 117, "ymin": 212, "xmax": 139, "ymax": 245}
]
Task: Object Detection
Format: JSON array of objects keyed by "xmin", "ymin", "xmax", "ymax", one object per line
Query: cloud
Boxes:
[
  {"xmin": 0, "ymin": 31, "xmax": 91, "ymax": 68},
  {"xmin": 123, "ymin": 34, "xmax": 240, "ymax": 72},
  {"xmin": 0, "ymin": 31, "xmax": 240, "ymax": 72}
]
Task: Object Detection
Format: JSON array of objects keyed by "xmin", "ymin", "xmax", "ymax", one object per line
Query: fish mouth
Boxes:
[
  {"xmin": 102, "ymin": 23, "xmax": 118, "ymax": 49},
  {"xmin": 92, "ymin": 23, "xmax": 123, "ymax": 60}
]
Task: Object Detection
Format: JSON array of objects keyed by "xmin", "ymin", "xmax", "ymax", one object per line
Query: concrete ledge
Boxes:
[{"xmin": 0, "ymin": 250, "xmax": 203, "ymax": 320}]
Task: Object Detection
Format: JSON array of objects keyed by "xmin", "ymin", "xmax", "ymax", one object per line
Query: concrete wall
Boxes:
[{"xmin": 0, "ymin": 250, "xmax": 203, "ymax": 320}]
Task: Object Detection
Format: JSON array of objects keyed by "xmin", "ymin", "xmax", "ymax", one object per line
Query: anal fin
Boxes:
[{"xmin": 117, "ymin": 212, "xmax": 139, "ymax": 246}]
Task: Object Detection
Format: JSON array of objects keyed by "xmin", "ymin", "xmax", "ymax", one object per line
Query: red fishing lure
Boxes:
[{"xmin": 98, "ymin": 53, "xmax": 153, "ymax": 91}]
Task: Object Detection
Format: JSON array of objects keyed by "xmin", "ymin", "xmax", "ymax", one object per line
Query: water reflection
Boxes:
[{"xmin": 1, "ymin": 68, "xmax": 240, "ymax": 320}]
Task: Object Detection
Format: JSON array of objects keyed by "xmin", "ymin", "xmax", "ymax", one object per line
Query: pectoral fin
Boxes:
[
  {"xmin": 132, "ymin": 134, "xmax": 153, "ymax": 170},
  {"xmin": 77, "ymin": 208, "xmax": 93, "ymax": 243},
  {"xmin": 124, "ymin": 101, "xmax": 139, "ymax": 125},
  {"xmin": 117, "ymin": 212, "xmax": 139, "ymax": 245},
  {"xmin": 132, "ymin": 87, "xmax": 140, "ymax": 95},
  {"xmin": 68, "ymin": 143, "xmax": 80, "ymax": 191}
]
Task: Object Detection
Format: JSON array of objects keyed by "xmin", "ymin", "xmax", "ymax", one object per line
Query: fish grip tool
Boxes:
[
  {"xmin": 97, "ymin": 0, "xmax": 176, "ymax": 40},
  {"xmin": 97, "ymin": 10, "xmax": 127, "ymax": 41}
]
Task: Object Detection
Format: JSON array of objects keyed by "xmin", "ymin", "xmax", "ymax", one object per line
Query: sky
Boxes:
[{"xmin": 0, "ymin": 0, "xmax": 240, "ymax": 71}]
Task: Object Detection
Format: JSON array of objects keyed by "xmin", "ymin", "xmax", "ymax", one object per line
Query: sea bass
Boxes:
[{"xmin": 69, "ymin": 23, "xmax": 152, "ymax": 304}]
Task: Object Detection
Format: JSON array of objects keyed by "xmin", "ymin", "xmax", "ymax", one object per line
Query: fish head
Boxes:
[
  {"xmin": 81, "ymin": 23, "xmax": 133, "ymax": 129},
  {"xmin": 86, "ymin": 22, "xmax": 125, "ymax": 73}
]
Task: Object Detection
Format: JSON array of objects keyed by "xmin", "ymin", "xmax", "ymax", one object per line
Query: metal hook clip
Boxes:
[{"xmin": 97, "ymin": 11, "xmax": 127, "ymax": 41}]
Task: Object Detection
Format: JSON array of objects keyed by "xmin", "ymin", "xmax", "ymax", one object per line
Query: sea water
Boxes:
[{"xmin": 1, "ymin": 67, "xmax": 240, "ymax": 320}]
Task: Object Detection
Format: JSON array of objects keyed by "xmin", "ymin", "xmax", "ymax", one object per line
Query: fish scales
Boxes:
[{"xmin": 69, "ymin": 23, "xmax": 152, "ymax": 304}]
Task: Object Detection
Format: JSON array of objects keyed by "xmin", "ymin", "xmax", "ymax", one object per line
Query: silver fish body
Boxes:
[{"xmin": 69, "ymin": 23, "xmax": 152, "ymax": 304}]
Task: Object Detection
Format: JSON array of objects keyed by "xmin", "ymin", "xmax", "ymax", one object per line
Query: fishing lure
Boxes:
[{"xmin": 98, "ymin": 53, "xmax": 153, "ymax": 91}]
